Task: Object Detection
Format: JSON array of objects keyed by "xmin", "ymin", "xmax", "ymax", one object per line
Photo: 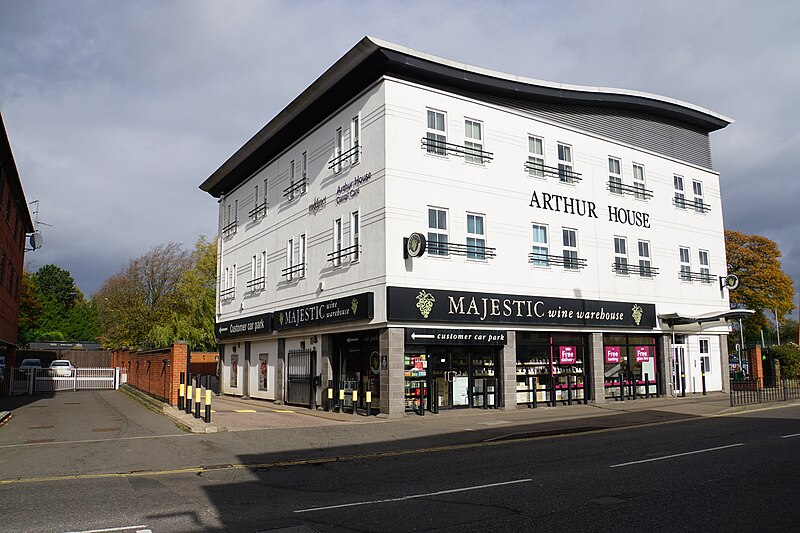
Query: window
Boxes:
[
  {"xmin": 254, "ymin": 184, "xmax": 259, "ymax": 209},
  {"xmin": 299, "ymin": 233, "xmax": 307, "ymax": 278},
  {"xmin": 692, "ymin": 180, "xmax": 704, "ymax": 213},
  {"xmin": 562, "ymin": 228, "xmax": 579, "ymax": 270},
  {"xmin": 679, "ymin": 246, "xmax": 691, "ymax": 281},
  {"xmin": 527, "ymin": 136, "xmax": 545, "ymax": 178},
  {"xmin": 427, "ymin": 207, "xmax": 449, "ymax": 256},
  {"xmin": 426, "ymin": 109, "xmax": 446, "ymax": 156},
  {"xmin": 531, "ymin": 223, "xmax": 549, "ymax": 267},
  {"xmin": 557, "ymin": 143, "xmax": 574, "ymax": 184},
  {"xmin": 285, "ymin": 239, "xmax": 295, "ymax": 280},
  {"xmin": 464, "ymin": 119, "xmax": 483, "ymax": 164},
  {"xmin": 250, "ymin": 254, "xmax": 257, "ymax": 284},
  {"xmin": 614, "ymin": 236, "xmax": 628, "ymax": 275},
  {"xmin": 333, "ymin": 218, "xmax": 342, "ymax": 266},
  {"xmin": 289, "ymin": 160, "xmax": 296, "ymax": 199},
  {"xmin": 700, "ymin": 339, "xmax": 711, "ymax": 373},
  {"xmin": 674, "ymin": 175, "xmax": 686, "ymax": 209},
  {"xmin": 334, "ymin": 128, "xmax": 343, "ymax": 173},
  {"xmin": 301, "ymin": 152, "xmax": 308, "ymax": 194},
  {"xmin": 258, "ymin": 354, "xmax": 269, "ymax": 391},
  {"xmin": 351, "ymin": 115, "xmax": 360, "ymax": 164},
  {"xmin": 466, "ymin": 213, "xmax": 486, "ymax": 260},
  {"xmin": 638, "ymin": 240, "xmax": 652, "ymax": 278},
  {"xmin": 261, "ymin": 250, "xmax": 267, "ymax": 281},
  {"xmin": 608, "ymin": 157, "xmax": 622, "ymax": 194},
  {"xmin": 350, "ymin": 210, "xmax": 360, "ymax": 262},
  {"xmin": 633, "ymin": 164, "xmax": 647, "ymax": 200},
  {"xmin": 699, "ymin": 250, "xmax": 711, "ymax": 283}
]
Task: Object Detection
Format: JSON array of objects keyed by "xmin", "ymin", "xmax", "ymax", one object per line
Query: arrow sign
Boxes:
[
  {"xmin": 411, "ymin": 332, "xmax": 435, "ymax": 340},
  {"xmin": 218, "ymin": 326, "xmax": 229, "ymax": 334},
  {"xmin": 346, "ymin": 337, "xmax": 358, "ymax": 343}
]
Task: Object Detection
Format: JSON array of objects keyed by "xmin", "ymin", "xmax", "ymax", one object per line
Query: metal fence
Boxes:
[
  {"xmin": 730, "ymin": 377, "xmax": 800, "ymax": 406},
  {"xmin": 6, "ymin": 367, "xmax": 119, "ymax": 395}
]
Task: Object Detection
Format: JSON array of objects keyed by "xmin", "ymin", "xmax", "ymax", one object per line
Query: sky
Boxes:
[{"xmin": 1, "ymin": 0, "xmax": 798, "ymax": 317}]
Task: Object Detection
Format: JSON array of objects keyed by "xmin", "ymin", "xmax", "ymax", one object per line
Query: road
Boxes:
[{"xmin": 0, "ymin": 396, "xmax": 798, "ymax": 532}]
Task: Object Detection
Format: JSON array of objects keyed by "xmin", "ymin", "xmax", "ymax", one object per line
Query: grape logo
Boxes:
[
  {"xmin": 351, "ymin": 297, "xmax": 359, "ymax": 315},
  {"xmin": 278, "ymin": 313, "xmax": 285, "ymax": 326},
  {"xmin": 631, "ymin": 304, "xmax": 643, "ymax": 326},
  {"xmin": 416, "ymin": 290, "xmax": 435, "ymax": 319}
]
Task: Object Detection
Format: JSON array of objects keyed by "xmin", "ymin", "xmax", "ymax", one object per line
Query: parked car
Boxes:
[
  {"xmin": 19, "ymin": 358, "xmax": 43, "ymax": 371},
  {"xmin": 49, "ymin": 360, "xmax": 76, "ymax": 377}
]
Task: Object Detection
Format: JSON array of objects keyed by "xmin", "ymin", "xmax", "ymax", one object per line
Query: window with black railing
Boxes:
[
  {"xmin": 421, "ymin": 137, "xmax": 494, "ymax": 163},
  {"xmin": 329, "ymin": 144, "xmax": 360, "ymax": 170},
  {"xmin": 523, "ymin": 160, "xmax": 582, "ymax": 182},
  {"xmin": 247, "ymin": 276, "xmax": 265, "ymax": 292},
  {"xmin": 528, "ymin": 252, "xmax": 587, "ymax": 269},
  {"xmin": 222, "ymin": 220, "xmax": 237, "ymax": 238},
  {"xmin": 249, "ymin": 201, "xmax": 267, "ymax": 220},
  {"xmin": 673, "ymin": 196, "xmax": 710, "ymax": 213},
  {"xmin": 219, "ymin": 286, "xmax": 236, "ymax": 300},
  {"xmin": 678, "ymin": 270, "xmax": 715, "ymax": 284},
  {"xmin": 282, "ymin": 263, "xmax": 306, "ymax": 280},
  {"xmin": 612, "ymin": 263, "xmax": 660, "ymax": 277},
  {"xmin": 606, "ymin": 180, "xmax": 654, "ymax": 199},
  {"xmin": 283, "ymin": 179, "xmax": 307, "ymax": 200},
  {"xmin": 426, "ymin": 241, "xmax": 497, "ymax": 259},
  {"xmin": 327, "ymin": 244, "xmax": 361, "ymax": 264}
]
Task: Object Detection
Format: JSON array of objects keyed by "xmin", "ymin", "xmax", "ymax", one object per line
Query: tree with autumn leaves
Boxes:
[{"xmin": 725, "ymin": 230, "xmax": 795, "ymax": 344}]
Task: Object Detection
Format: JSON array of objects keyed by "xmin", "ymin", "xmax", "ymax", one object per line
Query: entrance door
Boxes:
[
  {"xmin": 673, "ymin": 345, "xmax": 686, "ymax": 394},
  {"xmin": 430, "ymin": 349, "xmax": 470, "ymax": 410}
]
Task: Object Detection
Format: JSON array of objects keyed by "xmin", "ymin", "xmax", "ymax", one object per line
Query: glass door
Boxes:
[{"xmin": 451, "ymin": 351, "xmax": 469, "ymax": 407}]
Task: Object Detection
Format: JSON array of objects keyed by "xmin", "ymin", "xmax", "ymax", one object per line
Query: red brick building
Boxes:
[{"xmin": 0, "ymin": 112, "xmax": 35, "ymax": 368}]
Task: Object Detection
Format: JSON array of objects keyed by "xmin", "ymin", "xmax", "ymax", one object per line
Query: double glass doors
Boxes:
[{"xmin": 429, "ymin": 347, "xmax": 496, "ymax": 410}]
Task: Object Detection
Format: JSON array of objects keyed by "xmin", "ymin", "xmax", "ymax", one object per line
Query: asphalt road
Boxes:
[{"xmin": 1, "ymin": 397, "xmax": 798, "ymax": 532}]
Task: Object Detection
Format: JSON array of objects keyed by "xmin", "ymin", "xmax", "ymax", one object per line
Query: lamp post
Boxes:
[{"xmin": 774, "ymin": 309, "xmax": 781, "ymax": 345}]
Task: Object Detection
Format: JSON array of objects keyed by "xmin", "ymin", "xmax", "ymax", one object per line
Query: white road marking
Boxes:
[
  {"xmin": 780, "ymin": 433, "xmax": 800, "ymax": 439},
  {"xmin": 610, "ymin": 443, "xmax": 744, "ymax": 468},
  {"xmin": 294, "ymin": 478, "xmax": 532, "ymax": 513},
  {"xmin": 64, "ymin": 525, "xmax": 148, "ymax": 533}
]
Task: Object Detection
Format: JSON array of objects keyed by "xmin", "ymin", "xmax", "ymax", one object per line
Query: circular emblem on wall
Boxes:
[
  {"xmin": 370, "ymin": 351, "xmax": 380, "ymax": 375},
  {"xmin": 724, "ymin": 274, "xmax": 740, "ymax": 290},
  {"xmin": 406, "ymin": 232, "xmax": 427, "ymax": 257}
]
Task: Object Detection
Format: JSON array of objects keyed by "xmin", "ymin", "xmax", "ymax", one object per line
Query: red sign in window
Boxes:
[
  {"xmin": 605, "ymin": 346, "xmax": 621, "ymax": 364},
  {"xmin": 559, "ymin": 345, "xmax": 577, "ymax": 364},
  {"xmin": 635, "ymin": 346, "xmax": 651, "ymax": 362}
]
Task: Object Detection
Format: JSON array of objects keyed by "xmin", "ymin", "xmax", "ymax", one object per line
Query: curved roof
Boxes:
[{"xmin": 201, "ymin": 36, "xmax": 732, "ymax": 198}]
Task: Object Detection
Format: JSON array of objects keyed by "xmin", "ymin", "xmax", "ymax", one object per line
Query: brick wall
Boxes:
[{"xmin": 112, "ymin": 343, "xmax": 188, "ymax": 406}]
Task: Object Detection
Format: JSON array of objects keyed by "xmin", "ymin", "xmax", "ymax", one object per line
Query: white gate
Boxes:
[{"xmin": 8, "ymin": 368, "xmax": 120, "ymax": 395}]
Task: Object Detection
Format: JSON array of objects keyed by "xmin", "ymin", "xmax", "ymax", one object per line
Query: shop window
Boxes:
[
  {"xmin": 557, "ymin": 142, "xmax": 574, "ymax": 184},
  {"xmin": 464, "ymin": 118, "xmax": 484, "ymax": 164},
  {"xmin": 230, "ymin": 353, "xmax": 239, "ymax": 388},
  {"xmin": 613, "ymin": 236, "xmax": 628, "ymax": 275},
  {"xmin": 608, "ymin": 157, "xmax": 622, "ymax": 194},
  {"xmin": 258, "ymin": 354, "xmax": 269, "ymax": 391},
  {"xmin": 427, "ymin": 207, "xmax": 449, "ymax": 256},
  {"xmin": 516, "ymin": 332, "xmax": 587, "ymax": 407},
  {"xmin": 530, "ymin": 223, "xmax": 549, "ymax": 267},
  {"xmin": 466, "ymin": 213, "xmax": 486, "ymax": 260},
  {"xmin": 425, "ymin": 109, "xmax": 447, "ymax": 156},
  {"xmin": 528, "ymin": 136, "xmax": 545, "ymax": 178},
  {"xmin": 603, "ymin": 334, "xmax": 658, "ymax": 400}
]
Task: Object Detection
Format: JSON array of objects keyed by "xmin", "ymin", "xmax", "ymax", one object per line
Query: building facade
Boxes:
[
  {"xmin": 200, "ymin": 38, "xmax": 738, "ymax": 416},
  {"xmin": 0, "ymin": 112, "xmax": 35, "ymax": 369}
]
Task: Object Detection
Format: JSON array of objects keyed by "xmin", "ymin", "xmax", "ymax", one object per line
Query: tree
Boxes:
[
  {"xmin": 769, "ymin": 344, "xmax": 800, "ymax": 377},
  {"xmin": 17, "ymin": 271, "xmax": 42, "ymax": 347},
  {"xmin": 725, "ymin": 231, "xmax": 795, "ymax": 342}
]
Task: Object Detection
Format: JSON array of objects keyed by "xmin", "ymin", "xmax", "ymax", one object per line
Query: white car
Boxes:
[{"xmin": 49, "ymin": 360, "xmax": 76, "ymax": 377}]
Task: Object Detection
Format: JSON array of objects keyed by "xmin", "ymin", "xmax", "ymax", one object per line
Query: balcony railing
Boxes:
[
  {"xmin": 329, "ymin": 145, "xmax": 360, "ymax": 170},
  {"xmin": 428, "ymin": 241, "xmax": 497, "ymax": 259},
  {"xmin": 523, "ymin": 161, "xmax": 582, "ymax": 182},
  {"xmin": 283, "ymin": 179, "xmax": 307, "ymax": 199},
  {"xmin": 248, "ymin": 201, "xmax": 267, "ymax": 220},
  {"xmin": 222, "ymin": 221, "xmax": 237, "ymax": 238},
  {"xmin": 219, "ymin": 287, "xmax": 236, "ymax": 300},
  {"xmin": 612, "ymin": 263, "xmax": 660, "ymax": 277},
  {"xmin": 327, "ymin": 244, "xmax": 361, "ymax": 264},
  {"xmin": 678, "ymin": 270, "xmax": 715, "ymax": 283},
  {"xmin": 606, "ymin": 180, "xmax": 654, "ymax": 199},
  {"xmin": 247, "ymin": 276, "xmax": 265, "ymax": 292},
  {"xmin": 281, "ymin": 263, "xmax": 306, "ymax": 280},
  {"xmin": 673, "ymin": 196, "xmax": 711, "ymax": 213},
  {"xmin": 421, "ymin": 138, "xmax": 494, "ymax": 163},
  {"xmin": 528, "ymin": 252, "xmax": 587, "ymax": 269}
]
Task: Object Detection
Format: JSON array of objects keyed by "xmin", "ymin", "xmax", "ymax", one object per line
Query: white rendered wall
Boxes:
[{"xmin": 248, "ymin": 339, "xmax": 278, "ymax": 400}]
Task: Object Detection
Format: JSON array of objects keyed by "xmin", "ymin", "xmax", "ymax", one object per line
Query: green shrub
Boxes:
[{"xmin": 770, "ymin": 343, "xmax": 800, "ymax": 377}]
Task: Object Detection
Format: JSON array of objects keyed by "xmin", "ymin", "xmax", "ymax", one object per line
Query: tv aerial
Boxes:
[{"xmin": 26, "ymin": 200, "xmax": 50, "ymax": 251}]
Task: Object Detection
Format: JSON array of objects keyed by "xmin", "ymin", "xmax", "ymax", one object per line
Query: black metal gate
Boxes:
[{"xmin": 286, "ymin": 349, "xmax": 315, "ymax": 408}]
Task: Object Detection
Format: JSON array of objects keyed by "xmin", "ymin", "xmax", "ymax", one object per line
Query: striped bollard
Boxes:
[
  {"xmin": 194, "ymin": 386, "xmax": 201, "ymax": 418},
  {"xmin": 204, "ymin": 389, "xmax": 212, "ymax": 423}
]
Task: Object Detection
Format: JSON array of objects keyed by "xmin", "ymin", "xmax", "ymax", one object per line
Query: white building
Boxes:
[{"xmin": 200, "ymin": 37, "xmax": 744, "ymax": 416}]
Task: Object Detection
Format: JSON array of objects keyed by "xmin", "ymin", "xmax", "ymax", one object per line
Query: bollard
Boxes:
[
  {"xmin": 681, "ymin": 371, "xmax": 686, "ymax": 397},
  {"xmin": 419, "ymin": 384, "xmax": 425, "ymax": 416},
  {"xmin": 366, "ymin": 390, "xmax": 372, "ymax": 416},
  {"xmin": 645, "ymin": 373, "xmax": 650, "ymax": 399},
  {"xmin": 186, "ymin": 382, "xmax": 194, "ymax": 414},
  {"xmin": 204, "ymin": 389, "xmax": 212, "ymax": 423},
  {"xmin": 567, "ymin": 375, "xmax": 573, "ymax": 406},
  {"xmin": 633, "ymin": 373, "xmax": 638, "ymax": 400},
  {"xmin": 338, "ymin": 387, "xmax": 345, "ymax": 413},
  {"xmin": 532, "ymin": 376, "xmax": 538, "ymax": 409},
  {"xmin": 351, "ymin": 389, "xmax": 358, "ymax": 415},
  {"xmin": 178, "ymin": 372, "xmax": 185, "ymax": 411},
  {"xmin": 619, "ymin": 372, "xmax": 625, "ymax": 402},
  {"xmin": 194, "ymin": 385, "xmax": 201, "ymax": 418},
  {"xmin": 483, "ymin": 381, "xmax": 488, "ymax": 410},
  {"xmin": 433, "ymin": 380, "xmax": 439, "ymax": 414},
  {"xmin": 327, "ymin": 385, "xmax": 333, "ymax": 412},
  {"xmin": 701, "ymin": 360, "xmax": 707, "ymax": 396}
]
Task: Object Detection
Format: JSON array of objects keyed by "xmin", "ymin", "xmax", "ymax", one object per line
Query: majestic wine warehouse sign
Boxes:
[
  {"xmin": 275, "ymin": 292, "xmax": 374, "ymax": 331},
  {"xmin": 387, "ymin": 287, "xmax": 655, "ymax": 329}
]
